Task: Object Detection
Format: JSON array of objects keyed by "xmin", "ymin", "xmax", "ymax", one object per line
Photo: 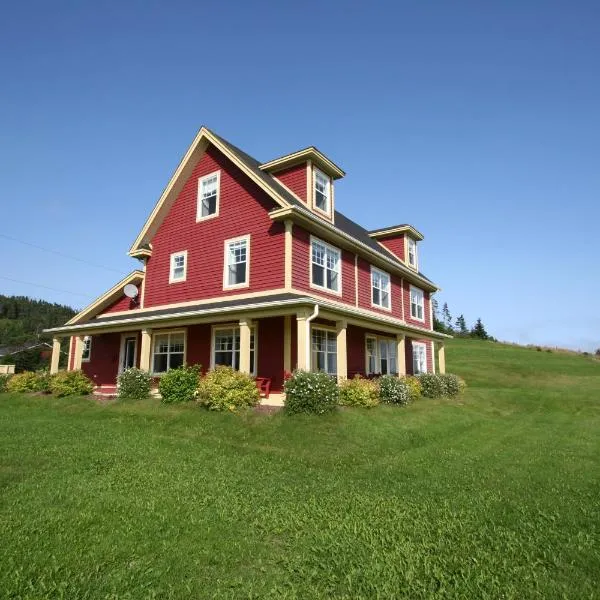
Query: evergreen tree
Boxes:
[
  {"xmin": 455, "ymin": 314, "xmax": 468, "ymax": 336},
  {"xmin": 431, "ymin": 298, "xmax": 445, "ymax": 333},
  {"xmin": 470, "ymin": 318, "xmax": 489, "ymax": 340},
  {"xmin": 442, "ymin": 303, "xmax": 453, "ymax": 332}
]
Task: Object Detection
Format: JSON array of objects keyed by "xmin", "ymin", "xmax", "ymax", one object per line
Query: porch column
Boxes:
[
  {"xmin": 50, "ymin": 337, "xmax": 62, "ymax": 374},
  {"xmin": 73, "ymin": 335, "xmax": 84, "ymax": 371},
  {"xmin": 296, "ymin": 310, "xmax": 310, "ymax": 370},
  {"xmin": 437, "ymin": 342, "xmax": 446, "ymax": 374},
  {"xmin": 140, "ymin": 329, "xmax": 152, "ymax": 372},
  {"xmin": 336, "ymin": 320, "xmax": 348, "ymax": 381},
  {"xmin": 239, "ymin": 318, "xmax": 252, "ymax": 374},
  {"xmin": 396, "ymin": 334, "xmax": 406, "ymax": 376},
  {"xmin": 283, "ymin": 315, "xmax": 292, "ymax": 373}
]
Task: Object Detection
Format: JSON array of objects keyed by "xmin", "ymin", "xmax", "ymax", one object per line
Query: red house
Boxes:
[{"xmin": 46, "ymin": 128, "xmax": 448, "ymax": 401}]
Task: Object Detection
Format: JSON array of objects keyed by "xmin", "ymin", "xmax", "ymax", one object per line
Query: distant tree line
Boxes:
[{"xmin": 432, "ymin": 299, "xmax": 493, "ymax": 340}]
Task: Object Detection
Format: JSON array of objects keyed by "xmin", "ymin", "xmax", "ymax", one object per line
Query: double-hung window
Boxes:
[
  {"xmin": 81, "ymin": 336, "xmax": 92, "ymax": 362},
  {"xmin": 152, "ymin": 331, "xmax": 185, "ymax": 374},
  {"xmin": 311, "ymin": 237, "xmax": 341, "ymax": 294},
  {"xmin": 213, "ymin": 327, "xmax": 256, "ymax": 374},
  {"xmin": 371, "ymin": 267, "xmax": 391, "ymax": 309},
  {"xmin": 314, "ymin": 169, "xmax": 330, "ymax": 213},
  {"xmin": 197, "ymin": 171, "xmax": 220, "ymax": 220},
  {"xmin": 311, "ymin": 328, "xmax": 337, "ymax": 375},
  {"xmin": 412, "ymin": 342, "xmax": 427, "ymax": 374},
  {"xmin": 410, "ymin": 286, "xmax": 425, "ymax": 321},
  {"xmin": 224, "ymin": 236, "xmax": 250, "ymax": 288},
  {"xmin": 366, "ymin": 336, "xmax": 398, "ymax": 375},
  {"xmin": 407, "ymin": 238, "xmax": 417, "ymax": 268},
  {"xmin": 169, "ymin": 251, "xmax": 187, "ymax": 283}
]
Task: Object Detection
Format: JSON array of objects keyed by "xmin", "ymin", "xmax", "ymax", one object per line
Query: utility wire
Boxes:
[
  {"xmin": 0, "ymin": 232, "xmax": 127, "ymax": 274},
  {"xmin": 0, "ymin": 275, "xmax": 93, "ymax": 298}
]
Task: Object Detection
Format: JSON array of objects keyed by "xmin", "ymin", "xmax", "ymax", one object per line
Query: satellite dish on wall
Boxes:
[{"xmin": 123, "ymin": 284, "xmax": 139, "ymax": 299}]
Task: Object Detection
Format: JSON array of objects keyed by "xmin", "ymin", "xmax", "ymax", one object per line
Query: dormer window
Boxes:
[
  {"xmin": 407, "ymin": 238, "xmax": 418, "ymax": 269},
  {"xmin": 314, "ymin": 168, "xmax": 330, "ymax": 214}
]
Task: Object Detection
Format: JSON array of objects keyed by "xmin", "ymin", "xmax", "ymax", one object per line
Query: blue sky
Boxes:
[{"xmin": 1, "ymin": 0, "xmax": 598, "ymax": 350}]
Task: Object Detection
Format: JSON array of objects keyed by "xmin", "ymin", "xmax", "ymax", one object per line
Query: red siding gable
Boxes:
[
  {"xmin": 100, "ymin": 294, "xmax": 137, "ymax": 315},
  {"xmin": 272, "ymin": 164, "xmax": 307, "ymax": 202},
  {"xmin": 377, "ymin": 235, "xmax": 405, "ymax": 261},
  {"xmin": 143, "ymin": 145, "xmax": 285, "ymax": 308}
]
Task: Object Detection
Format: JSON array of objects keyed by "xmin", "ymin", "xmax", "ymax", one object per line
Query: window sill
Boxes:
[{"xmin": 310, "ymin": 282, "xmax": 342, "ymax": 297}]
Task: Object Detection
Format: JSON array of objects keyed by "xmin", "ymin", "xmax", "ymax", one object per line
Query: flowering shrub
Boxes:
[
  {"xmin": 197, "ymin": 366, "xmax": 260, "ymax": 411},
  {"xmin": 417, "ymin": 373, "xmax": 445, "ymax": 398},
  {"xmin": 7, "ymin": 371, "xmax": 40, "ymax": 394},
  {"xmin": 378, "ymin": 375, "xmax": 410, "ymax": 405},
  {"xmin": 0, "ymin": 374, "xmax": 10, "ymax": 393},
  {"xmin": 159, "ymin": 365, "xmax": 201, "ymax": 404},
  {"xmin": 404, "ymin": 376, "xmax": 422, "ymax": 402},
  {"xmin": 338, "ymin": 375, "xmax": 379, "ymax": 408},
  {"xmin": 284, "ymin": 370, "xmax": 338, "ymax": 414},
  {"xmin": 117, "ymin": 368, "xmax": 152, "ymax": 400},
  {"xmin": 50, "ymin": 370, "xmax": 94, "ymax": 397},
  {"xmin": 439, "ymin": 373, "xmax": 466, "ymax": 397}
]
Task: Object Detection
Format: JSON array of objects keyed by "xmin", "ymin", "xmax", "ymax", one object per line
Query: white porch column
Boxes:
[
  {"xmin": 396, "ymin": 334, "xmax": 406, "ymax": 376},
  {"xmin": 437, "ymin": 342, "xmax": 446, "ymax": 374},
  {"xmin": 73, "ymin": 335, "xmax": 84, "ymax": 371},
  {"xmin": 239, "ymin": 318, "xmax": 252, "ymax": 374},
  {"xmin": 283, "ymin": 315, "xmax": 292, "ymax": 373},
  {"xmin": 140, "ymin": 329, "xmax": 152, "ymax": 372},
  {"xmin": 50, "ymin": 337, "xmax": 62, "ymax": 374},
  {"xmin": 296, "ymin": 311, "xmax": 310, "ymax": 370},
  {"xmin": 336, "ymin": 320, "xmax": 348, "ymax": 381}
]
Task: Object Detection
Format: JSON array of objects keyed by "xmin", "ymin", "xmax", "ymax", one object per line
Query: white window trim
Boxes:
[
  {"xmin": 409, "ymin": 285, "xmax": 425, "ymax": 322},
  {"xmin": 313, "ymin": 167, "xmax": 332, "ymax": 217},
  {"xmin": 196, "ymin": 170, "xmax": 221, "ymax": 222},
  {"xmin": 169, "ymin": 250, "xmax": 188, "ymax": 284},
  {"xmin": 412, "ymin": 341, "xmax": 428, "ymax": 375},
  {"xmin": 210, "ymin": 323, "xmax": 258, "ymax": 376},
  {"xmin": 118, "ymin": 333, "xmax": 138, "ymax": 375},
  {"xmin": 365, "ymin": 334, "xmax": 398, "ymax": 375},
  {"xmin": 81, "ymin": 336, "xmax": 92, "ymax": 362},
  {"xmin": 311, "ymin": 325, "xmax": 337, "ymax": 375},
  {"xmin": 406, "ymin": 237, "xmax": 418, "ymax": 270},
  {"xmin": 223, "ymin": 234, "xmax": 251, "ymax": 290},
  {"xmin": 309, "ymin": 235, "xmax": 342, "ymax": 296},
  {"xmin": 370, "ymin": 266, "xmax": 392, "ymax": 311},
  {"xmin": 151, "ymin": 329, "xmax": 187, "ymax": 375}
]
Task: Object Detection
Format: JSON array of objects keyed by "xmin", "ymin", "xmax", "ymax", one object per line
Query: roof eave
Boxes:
[{"xmin": 260, "ymin": 147, "xmax": 345, "ymax": 179}]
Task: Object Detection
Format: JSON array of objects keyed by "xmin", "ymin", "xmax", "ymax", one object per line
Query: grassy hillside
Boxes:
[{"xmin": 0, "ymin": 339, "xmax": 598, "ymax": 599}]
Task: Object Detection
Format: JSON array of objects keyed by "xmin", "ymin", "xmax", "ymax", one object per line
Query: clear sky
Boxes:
[{"xmin": 1, "ymin": 0, "xmax": 598, "ymax": 350}]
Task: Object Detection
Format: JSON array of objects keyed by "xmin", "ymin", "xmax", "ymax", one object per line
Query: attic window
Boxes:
[
  {"xmin": 407, "ymin": 238, "xmax": 417, "ymax": 268},
  {"xmin": 197, "ymin": 171, "xmax": 220, "ymax": 221},
  {"xmin": 314, "ymin": 169, "xmax": 330, "ymax": 214}
]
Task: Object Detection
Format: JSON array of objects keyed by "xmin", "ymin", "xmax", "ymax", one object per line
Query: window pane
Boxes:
[
  {"xmin": 327, "ymin": 270, "xmax": 338, "ymax": 291},
  {"xmin": 170, "ymin": 335, "xmax": 185, "ymax": 353},
  {"xmin": 169, "ymin": 353, "xmax": 184, "ymax": 370},
  {"xmin": 215, "ymin": 351, "xmax": 233, "ymax": 367},
  {"xmin": 312, "ymin": 264, "xmax": 324, "ymax": 287},
  {"xmin": 153, "ymin": 354, "xmax": 168, "ymax": 373}
]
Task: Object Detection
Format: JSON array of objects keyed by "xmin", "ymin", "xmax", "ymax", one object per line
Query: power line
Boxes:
[
  {"xmin": 0, "ymin": 232, "xmax": 127, "ymax": 274},
  {"xmin": 0, "ymin": 275, "xmax": 93, "ymax": 298}
]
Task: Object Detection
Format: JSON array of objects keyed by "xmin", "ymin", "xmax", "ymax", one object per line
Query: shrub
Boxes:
[
  {"xmin": 339, "ymin": 375, "xmax": 379, "ymax": 408},
  {"xmin": 117, "ymin": 368, "xmax": 152, "ymax": 400},
  {"xmin": 35, "ymin": 369, "xmax": 53, "ymax": 394},
  {"xmin": 417, "ymin": 373, "xmax": 445, "ymax": 398},
  {"xmin": 197, "ymin": 366, "xmax": 260, "ymax": 411},
  {"xmin": 0, "ymin": 374, "xmax": 10, "ymax": 393},
  {"xmin": 378, "ymin": 375, "xmax": 410, "ymax": 405},
  {"xmin": 439, "ymin": 373, "xmax": 465, "ymax": 397},
  {"xmin": 284, "ymin": 370, "xmax": 338, "ymax": 414},
  {"xmin": 50, "ymin": 370, "xmax": 94, "ymax": 397},
  {"xmin": 7, "ymin": 371, "xmax": 41, "ymax": 393},
  {"xmin": 404, "ymin": 376, "xmax": 422, "ymax": 402},
  {"xmin": 159, "ymin": 365, "xmax": 201, "ymax": 404}
]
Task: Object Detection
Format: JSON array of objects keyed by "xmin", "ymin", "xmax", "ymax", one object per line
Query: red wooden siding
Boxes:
[
  {"xmin": 257, "ymin": 316, "xmax": 285, "ymax": 391},
  {"xmin": 377, "ymin": 235, "xmax": 405, "ymax": 261},
  {"xmin": 143, "ymin": 145, "xmax": 285, "ymax": 308},
  {"xmin": 186, "ymin": 324, "xmax": 212, "ymax": 372},
  {"xmin": 272, "ymin": 164, "xmax": 307, "ymax": 202},
  {"xmin": 403, "ymin": 280, "xmax": 431, "ymax": 329},
  {"xmin": 292, "ymin": 226, "xmax": 355, "ymax": 305},
  {"xmin": 81, "ymin": 333, "xmax": 121, "ymax": 385},
  {"xmin": 100, "ymin": 294, "xmax": 137, "ymax": 315},
  {"xmin": 347, "ymin": 324, "xmax": 366, "ymax": 377}
]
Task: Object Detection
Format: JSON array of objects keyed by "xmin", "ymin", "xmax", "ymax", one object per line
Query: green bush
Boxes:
[
  {"xmin": 404, "ymin": 375, "xmax": 422, "ymax": 402},
  {"xmin": 284, "ymin": 370, "xmax": 339, "ymax": 414},
  {"xmin": 159, "ymin": 365, "xmax": 201, "ymax": 404},
  {"xmin": 35, "ymin": 369, "xmax": 53, "ymax": 394},
  {"xmin": 50, "ymin": 370, "xmax": 94, "ymax": 397},
  {"xmin": 417, "ymin": 373, "xmax": 445, "ymax": 398},
  {"xmin": 117, "ymin": 368, "xmax": 152, "ymax": 400},
  {"xmin": 378, "ymin": 375, "xmax": 410, "ymax": 405},
  {"xmin": 0, "ymin": 374, "xmax": 10, "ymax": 393},
  {"xmin": 7, "ymin": 371, "xmax": 41, "ymax": 393},
  {"xmin": 197, "ymin": 366, "xmax": 260, "ymax": 411},
  {"xmin": 339, "ymin": 375, "xmax": 379, "ymax": 408},
  {"xmin": 439, "ymin": 373, "xmax": 466, "ymax": 396}
]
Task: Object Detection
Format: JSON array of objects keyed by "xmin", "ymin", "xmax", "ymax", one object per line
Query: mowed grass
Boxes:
[{"xmin": 1, "ymin": 340, "xmax": 599, "ymax": 599}]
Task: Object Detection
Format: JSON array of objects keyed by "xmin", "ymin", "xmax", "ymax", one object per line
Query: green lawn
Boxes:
[{"xmin": 1, "ymin": 340, "xmax": 599, "ymax": 599}]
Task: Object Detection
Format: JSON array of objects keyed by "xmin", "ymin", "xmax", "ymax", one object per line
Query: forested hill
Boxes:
[{"xmin": 0, "ymin": 295, "xmax": 76, "ymax": 347}]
